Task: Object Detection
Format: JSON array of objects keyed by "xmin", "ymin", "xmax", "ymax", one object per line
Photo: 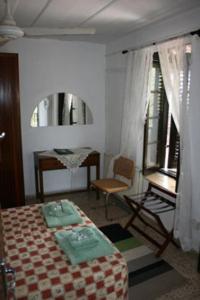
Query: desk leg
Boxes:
[
  {"xmin": 96, "ymin": 160, "xmax": 100, "ymax": 199},
  {"xmin": 39, "ymin": 170, "xmax": 44, "ymax": 202},
  {"xmin": 87, "ymin": 166, "xmax": 90, "ymax": 190},
  {"xmin": 34, "ymin": 167, "xmax": 39, "ymax": 199}
]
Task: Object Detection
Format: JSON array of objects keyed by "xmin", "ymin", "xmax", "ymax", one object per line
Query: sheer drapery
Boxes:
[
  {"xmin": 174, "ymin": 35, "xmax": 200, "ymax": 251},
  {"xmin": 173, "ymin": 46, "xmax": 193, "ymax": 251},
  {"xmin": 120, "ymin": 47, "xmax": 153, "ymax": 165},
  {"xmin": 158, "ymin": 36, "xmax": 200, "ymax": 251},
  {"xmin": 157, "ymin": 38, "xmax": 186, "ymax": 132},
  {"xmin": 187, "ymin": 36, "xmax": 200, "ymax": 251},
  {"xmin": 157, "ymin": 37, "xmax": 190, "ymax": 249},
  {"xmin": 107, "ymin": 47, "xmax": 153, "ymax": 189}
]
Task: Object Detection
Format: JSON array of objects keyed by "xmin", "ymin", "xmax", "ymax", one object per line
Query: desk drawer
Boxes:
[
  {"xmin": 38, "ymin": 152, "xmax": 100, "ymax": 170},
  {"xmin": 82, "ymin": 153, "xmax": 100, "ymax": 166},
  {"xmin": 39, "ymin": 158, "xmax": 64, "ymax": 170}
]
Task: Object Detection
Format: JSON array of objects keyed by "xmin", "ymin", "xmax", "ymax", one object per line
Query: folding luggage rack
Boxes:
[{"xmin": 124, "ymin": 185, "xmax": 179, "ymax": 256}]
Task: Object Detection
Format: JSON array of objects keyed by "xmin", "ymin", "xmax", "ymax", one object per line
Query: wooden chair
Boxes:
[{"xmin": 91, "ymin": 156, "xmax": 135, "ymax": 220}]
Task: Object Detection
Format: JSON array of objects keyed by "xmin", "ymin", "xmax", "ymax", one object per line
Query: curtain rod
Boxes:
[{"xmin": 121, "ymin": 29, "xmax": 200, "ymax": 54}]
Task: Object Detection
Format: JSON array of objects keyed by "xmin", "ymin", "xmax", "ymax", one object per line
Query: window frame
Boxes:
[{"xmin": 142, "ymin": 53, "xmax": 180, "ymax": 184}]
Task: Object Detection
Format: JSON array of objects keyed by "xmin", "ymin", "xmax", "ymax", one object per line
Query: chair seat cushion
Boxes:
[{"xmin": 92, "ymin": 178, "xmax": 129, "ymax": 194}]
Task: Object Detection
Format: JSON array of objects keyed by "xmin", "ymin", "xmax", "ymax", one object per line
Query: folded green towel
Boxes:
[
  {"xmin": 55, "ymin": 227, "xmax": 115, "ymax": 265},
  {"xmin": 45, "ymin": 200, "xmax": 74, "ymax": 217},
  {"xmin": 68, "ymin": 227, "xmax": 99, "ymax": 250},
  {"xmin": 42, "ymin": 200, "xmax": 82, "ymax": 228}
]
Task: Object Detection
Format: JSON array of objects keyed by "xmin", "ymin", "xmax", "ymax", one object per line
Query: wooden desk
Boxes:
[{"xmin": 34, "ymin": 151, "xmax": 100, "ymax": 202}]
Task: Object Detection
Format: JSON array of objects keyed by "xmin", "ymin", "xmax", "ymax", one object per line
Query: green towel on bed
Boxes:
[
  {"xmin": 55, "ymin": 226, "xmax": 115, "ymax": 265},
  {"xmin": 42, "ymin": 200, "xmax": 82, "ymax": 227},
  {"xmin": 68, "ymin": 227, "xmax": 99, "ymax": 250}
]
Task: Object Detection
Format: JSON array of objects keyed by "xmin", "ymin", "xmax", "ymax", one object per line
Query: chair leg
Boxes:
[
  {"xmin": 89, "ymin": 184, "xmax": 98, "ymax": 198},
  {"xmin": 105, "ymin": 194, "xmax": 130, "ymax": 221},
  {"xmin": 104, "ymin": 193, "xmax": 111, "ymax": 221},
  {"xmin": 91, "ymin": 193, "xmax": 105, "ymax": 210},
  {"xmin": 92, "ymin": 191, "xmax": 127, "ymax": 221}
]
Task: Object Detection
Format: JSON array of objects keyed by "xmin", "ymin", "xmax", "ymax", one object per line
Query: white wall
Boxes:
[
  {"xmin": 105, "ymin": 53, "xmax": 127, "ymax": 155},
  {"xmin": 105, "ymin": 6, "xmax": 200, "ymax": 154},
  {"xmin": 1, "ymin": 38, "xmax": 105, "ymax": 197}
]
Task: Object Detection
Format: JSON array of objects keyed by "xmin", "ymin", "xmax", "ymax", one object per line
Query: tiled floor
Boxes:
[{"xmin": 27, "ymin": 191, "xmax": 200, "ymax": 300}]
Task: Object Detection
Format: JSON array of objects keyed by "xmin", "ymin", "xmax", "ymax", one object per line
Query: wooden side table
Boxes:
[{"xmin": 34, "ymin": 150, "xmax": 100, "ymax": 202}]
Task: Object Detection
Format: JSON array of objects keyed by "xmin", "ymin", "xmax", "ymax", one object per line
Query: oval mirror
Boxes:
[{"xmin": 30, "ymin": 92, "xmax": 93, "ymax": 127}]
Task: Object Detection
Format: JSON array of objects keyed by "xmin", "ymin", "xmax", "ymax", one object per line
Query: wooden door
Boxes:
[{"xmin": 0, "ymin": 53, "xmax": 25, "ymax": 208}]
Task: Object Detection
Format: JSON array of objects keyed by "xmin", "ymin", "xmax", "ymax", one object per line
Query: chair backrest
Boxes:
[{"xmin": 113, "ymin": 156, "xmax": 135, "ymax": 183}]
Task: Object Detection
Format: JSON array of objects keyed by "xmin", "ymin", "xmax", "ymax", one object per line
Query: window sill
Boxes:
[
  {"xmin": 145, "ymin": 171, "xmax": 176, "ymax": 196},
  {"xmin": 159, "ymin": 168, "xmax": 177, "ymax": 179}
]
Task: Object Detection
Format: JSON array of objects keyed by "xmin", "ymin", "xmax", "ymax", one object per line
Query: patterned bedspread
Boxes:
[{"xmin": 0, "ymin": 202, "xmax": 128, "ymax": 300}]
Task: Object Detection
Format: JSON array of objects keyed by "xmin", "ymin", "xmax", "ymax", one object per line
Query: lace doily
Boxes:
[{"xmin": 39, "ymin": 148, "xmax": 93, "ymax": 172}]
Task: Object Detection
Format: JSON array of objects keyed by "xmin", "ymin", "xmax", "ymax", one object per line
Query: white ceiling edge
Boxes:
[
  {"xmin": 0, "ymin": 35, "xmax": 107, "ymax": 49},
  {"xmin": 106, "ymin": 6, "xmax": 200, "ymax": 56}
]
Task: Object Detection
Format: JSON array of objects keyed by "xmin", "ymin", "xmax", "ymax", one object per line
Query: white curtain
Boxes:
[
  {"xmin": 120, "ymin": 47, "xmax": 153, "ymax": 166},
  {"xmin": 158, "ymin": 36, "xmax": 200, "ymax": 252},
  {"xmin": 107, "ymin": 47, "xmax": 153, "ymax": 190},
  {"xmin": 157, "ymin": 38, "xmax": 186, "ymax": 132},
  {"xmin": 174, "ymin": 35, "xmax": 200, "ymax": 251},
  {"xmin": 188, "ymin": 36, "xmax": 200, "ymax": 251}
]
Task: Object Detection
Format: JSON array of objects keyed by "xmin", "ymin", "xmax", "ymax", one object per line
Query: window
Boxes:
[{"xmin": 143, "ymin": 53, "xmax": 180, "ymax": 179}]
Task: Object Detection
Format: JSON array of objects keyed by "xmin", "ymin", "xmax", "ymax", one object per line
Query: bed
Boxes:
[{"xmin": 0, "ymin": 202, "xmax": 128, "ymax": 299}]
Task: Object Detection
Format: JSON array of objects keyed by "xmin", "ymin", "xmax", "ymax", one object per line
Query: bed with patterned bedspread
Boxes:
[{"xmin": 0, "ymin": 201, "xmax": 128, "ymax": 300}]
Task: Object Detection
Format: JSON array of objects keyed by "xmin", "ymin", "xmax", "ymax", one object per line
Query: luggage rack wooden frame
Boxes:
[{"xmin": 124, "ymin": 186, "xmax": 179, "ymax": 257}]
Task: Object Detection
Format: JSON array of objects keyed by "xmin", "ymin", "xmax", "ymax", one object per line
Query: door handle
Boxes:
[{"xmin": 0, "ymin": 132, "xmax": 6, "ymax": 139}]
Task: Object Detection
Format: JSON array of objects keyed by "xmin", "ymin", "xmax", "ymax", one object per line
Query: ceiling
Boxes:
[{"xmin": 0, "ymin": 0, "xmax": 200, "ymax": 44}]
